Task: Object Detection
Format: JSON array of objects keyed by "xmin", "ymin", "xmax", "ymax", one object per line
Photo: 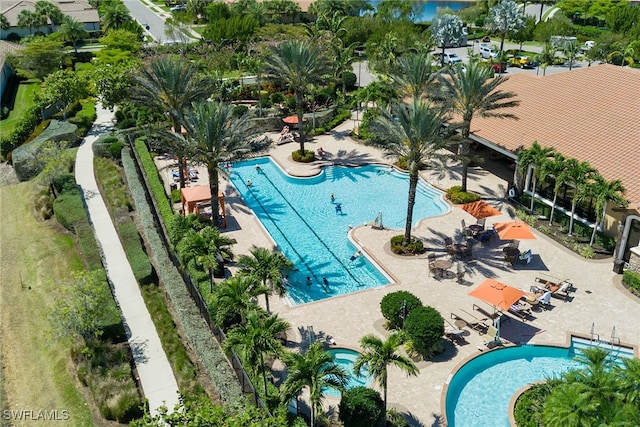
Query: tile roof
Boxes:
[
  {"xmin": 1, "ymin": 0, "xmax": 99, "ymax": 26},
  {"xmin": 0, "ymin": 40, "xmax": 24, "ymax": 70},
  {"xmin": 469, "ymin": 64, "xmax": 640, "ymax": 211}
]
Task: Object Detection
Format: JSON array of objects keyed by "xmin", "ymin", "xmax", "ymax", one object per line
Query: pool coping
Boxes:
[{"xmin": 439, "ymin": 330, "xmax": 639, "ymax": 427}]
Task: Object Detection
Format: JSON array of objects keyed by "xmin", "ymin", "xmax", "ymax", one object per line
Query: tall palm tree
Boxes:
[
  {"xmin": 237, "ymin": 247, "xmax": 293, "ymax": 313},
  {"xmin": 353, "ymin": 333, "xmax": 418, "ymax": 420},
  {"xmin": 281, "ymin": 342, "xmax": 348, "ymax": 427},
  {"xmin": 100, "ymin": 2, "xmax": 133, "ymax": 32},
  {"xmin": 59, "ymin": 16, "xmax": 88, "ymax": 53},
  {"xmin": 540, "ymin": 152, "xmax": 568, "ymax": 226},
  {"xmin": 585, "ymin": 175, "xmax": 627, "ymax": 246},
  {"xmin": 438, "ymin": 59, "xmax": 519, "ymax": 192},
  {"xmin": 564, "ymin": 42, "xmax": 580, "ymax": 71},
  {"xmin": 180, "ymin": 101, "xmax": 257, "ymax": 227},
  {"xmin": 331, "ymin": 38, "xmax": 358, "ymax": 96},
  {"xmin": 517, "ymin": 141, "xmax": 555, "ymax": 213},
  {"xmin": 0, "ymin": 13, "xmax": 9, "ymax": 31},
  {"xmin": 388, "ymin": 51, "xmax": 440, "ymax": 99},
  {"xmin": 177, "ymin": 226, "xmax": 235, "ymax": 290},
  {"xmin": 168, "ymin": 213, "xmax": 205, "ymax": 247},
  {"xmin": 17, "ymin": 10, "xmax": 43, "ymax": 35},
  {"xmin": 562, "ymin": 159, "xmax": 596, "ymax": 237},
  {"xmin": 264, "ymin": 39, "xmax": 331, "ymax": 156},
  {"xmin": 210, "ymin": 275, "xmax": 266, "ymax": 329},
  {"xmin": 130, "ymin": 58, "xmax": 212, "ymax": 188},
  {"xmin": 35, "ymin": 0, "xmax": 64, "ymax": 33},
  {"xmin": 224, "ymin": 311, "xmax": 290, "ymax": 398},
  {"xmin": 368, "ymin": 98, "xmax": 449, "ymax": 246}
]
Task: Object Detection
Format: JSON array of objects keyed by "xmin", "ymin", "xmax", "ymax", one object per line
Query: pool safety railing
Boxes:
[{"xmin": 255, "ymin": 169, "xmax": 366, "ymax": 289}]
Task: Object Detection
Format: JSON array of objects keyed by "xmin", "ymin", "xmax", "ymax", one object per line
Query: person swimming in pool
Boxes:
[
  {"xmin": 247, "ymin": 179, "xmax": 252, "ymax": 186},
  {"xmin": 330, "ymin": 193, "xmax": 335, "ymax": 202},
  {"xmin": 350, "ymin": 250, "xmax": 361, "ymax": 261},
  {"xmin": 335, "ymin": 203, "xmax": 342, "ymax": 214},
  {"xmin": 306, "ymin": 277, "xmax": 312, "ymax": 287},
  {"xmin": 322, "ymin": 276, "xmax": 329, "ymax": 287}
]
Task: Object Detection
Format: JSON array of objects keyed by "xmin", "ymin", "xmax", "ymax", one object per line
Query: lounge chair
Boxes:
[
  {"xmin": 483, "ymin": 325, "xmax": 501, "ymax": 347},
  {"xmin": 444, "ymin": 319, "xmax": 465, "ymax": 343},
  {"xmin": 451, "ymin": 311, "xmax": 487, "ymax": 333},
  {"xmin": 508, "ymin": 302, "xmax": 531, "ymax": 320},
  {"xmin": 534, "ymin": 277, "xmax": 573, "ymax": 300},
  {"xmin": 537, "ymin": 291, "xmax": 552, "ymax": 310},
  {"xmin": 472, "ymin": 303, "xmax": 503, "ymax": 323},
  {"xmin": 518, "ymin": 249, "xmax": 532, "ymax": 264}
]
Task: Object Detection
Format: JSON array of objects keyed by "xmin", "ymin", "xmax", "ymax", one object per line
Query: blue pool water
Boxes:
[
  {"xmin": 326, "ymin": 348, "xmax": 372, "ymax": 397},
  {"xmin": 445, "ymin": 341, "xmax": 636, "ymax": 427},
  {"xmin": 229, "ymin": 158, "xmax": 448, "ymax": 305}
]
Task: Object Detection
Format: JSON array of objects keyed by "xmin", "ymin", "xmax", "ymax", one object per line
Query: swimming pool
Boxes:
[
  {"xmin": 326, "ymin": 348, "xmax": 372, "ymax": 397},
  {"xmin": 444, "ymin": 339, "xmax": 637, "ymax": 427},
  {"xmin": 229, "ymin": 158, "xmax": 449, "ymax": 305}
]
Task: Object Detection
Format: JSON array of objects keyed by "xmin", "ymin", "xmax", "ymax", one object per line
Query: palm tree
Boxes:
[
  {"xmin": 281, "ymin": 342, "xmax": 348, "ymax": 427},
  {"xmin": 17, "ymin": 10, "xmax": 43, "ymax": 35},
  {"xmin": 564, "ymin": 42, "xmax": 580, "ymax": 71},
  {"xmin": 1, "ymin": 13, "xmax": 11, "ymax": 31},
  {"xmin": 224, "ymin": 311, "xmax": 290, "ymax": 397},
  {"xmin": 540, "ymin": 152, "xmax": 568, "ymax": 226},
  {"xmin": 130, "ymin": 58, "xmax": 212, "ymax": 188},
  {"xmin": 100, "ymin": 2, "xmax": 133, "ymax": 32},
  {"xmin": 537, "ymin": 43, "xmax": 557, "ymax": 76},
  {"xmin": 210, "ymin": 275, "xmax": 266, "ymax": 329},
  {"xmin": 438, "ymin": 59, "xmax": 519, "ymax": 192},
  {"xmin": 562, "ymin": 159, "xmax": 596, "ymax": 237},
  {"xmin": 368, "ymin": 98, "xmax": 449, "ymax": 247},
  {"xmin": 177, "ymin": 226, "xmax": 235, "ymax": 290},
  {"xmin": 517, "ymin": 141, "xmax": 555, "ymax": 213},
  {"xmin": 264, "ymin": 39, "xmax": 331, "ymax": 156},
  {"xmin": 331, "ymin": 39, "xmax": 358, "ymax": 96},
  {"xmin": 353, "ymin": 333, "xmax": 418, "ymax": 420},
  {"xmin": 586, "ymin": 175, "xmax": 627, "ymax": 246},
  {"xmin": 388, "ymin": 51, "xmax": 440, "ymax": 99},
  {"xmin": 180, "ymin": 101, "xmax": 257, "ymax": 227},
  {"xmin": 168, "ymin": 213, "xmax": 205, "ymax": 247},
  {"xmin": 35, "ymin": 0, "xmax": 64, "ymax": 33},
  {"xmin": 59, "ymin": 16, "xmax": 88, "ymax": 53},
  {"xmin": 237, "ymin": 247, "xmax": 293, "ymax": 313}
]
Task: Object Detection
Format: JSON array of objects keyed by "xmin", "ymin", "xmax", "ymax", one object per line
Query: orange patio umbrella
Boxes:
[
  {"xmin": 282, "ymin": 115, "xmax": 307, "ymax": 124},
  {"xmin": 493, "ymin": 221, "xmax": 536, "ymax": 240},
  {"xmin": 460, "ymin": 201, "xmax": 501, "ymax": 219},
  {"xmin": 468, "ymin": 279, "xmax": 525, "ymax": 311}
]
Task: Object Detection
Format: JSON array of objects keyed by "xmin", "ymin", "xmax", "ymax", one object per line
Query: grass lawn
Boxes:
[
  {"xmin": 0, "ymin": 79, "xmax": 40, "ymax": 138},
  {"xmin": 0, "ymin": 181, "xmax": 97, "ymax": 426}
]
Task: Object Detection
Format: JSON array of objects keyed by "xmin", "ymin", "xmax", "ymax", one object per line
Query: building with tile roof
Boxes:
[{"xmin": 1, "ymin": 0, "xmax": 100, "ymax": 40}]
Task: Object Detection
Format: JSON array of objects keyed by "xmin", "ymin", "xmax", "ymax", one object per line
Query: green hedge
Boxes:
[
  {"xmin": 404, "ymin": 305, "xmax": 444, "ymax": 359},
  {"xmin": 122, "ymin": 148, "xmax": 243, "ymax": 404},
  {"xmin": 622, "ymin": 270, "xmax": 640, "ymax": 295},
  {"xmin": 0, "ymin": 102, "xmax": 45, "ymax": 160},
  {"xmin": 446, "ymin": 186, "xmax": 481, "ymax": 204},
  {"xmin": 53, "ymin": 184, "xmax": 89, "ymax": 231},
  {"xmin": 291, "ymin": 149, "xmax": 315, "ymax": 163},
  {"xmin": 133, "ymin": 137, "xmax": 174, "ymax": 230},
  {"xmin": 116, "ymin": 219, "xmax": 154, "ymax": 285},
  {"xmin": 74, "ymin": 222, "xmax": 104, "ymax": 272},
  {"xmin": 380, "ymin": 291, "xmax": 422, "ymax": 331}
]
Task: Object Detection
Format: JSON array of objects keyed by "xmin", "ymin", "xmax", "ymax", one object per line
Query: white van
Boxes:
[
  {"xmin": 550, "ymin": 36, "xmax": 578, "ymax": 49},
  {"xmin": 480, "ymin": 43, "xmax": 497, "ymax": 59}
]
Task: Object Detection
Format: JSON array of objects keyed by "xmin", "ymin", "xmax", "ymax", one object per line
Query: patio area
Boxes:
[{"xmin": 155, "ymin": 113, "xmax": 640, "ymax": 425}]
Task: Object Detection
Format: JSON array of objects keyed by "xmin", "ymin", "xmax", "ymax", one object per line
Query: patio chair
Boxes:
[
  {"xmin": 444, "ymin": 236, "xmax": 453, "ymax": 246},
  {"xmin": 508, "ymin": 302, "xmax": 531, "ymax": 320},
  {"xmin": 451, "ymin": 311, "xmax": 487, "ymax": 333},
  {"xmin": 483, "ymin": 325, "xmax": 501, "ymax": 347},
  {"xmin": 518, "ymin": 249, "xmax": 532, "ymax": 264},
  {"xmin": 537, "ymin": 291, "xmax": 552, "ymax": 310},
  {"xmin": 476, "ymin": 218, "xmax": 486, "ymax": 229}
]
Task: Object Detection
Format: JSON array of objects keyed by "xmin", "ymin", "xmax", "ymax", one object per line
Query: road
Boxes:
[{"xmin": 123, "ymin": 0, "xmax": 194, "ymax": 43}]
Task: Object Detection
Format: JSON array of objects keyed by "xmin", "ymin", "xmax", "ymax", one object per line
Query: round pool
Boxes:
[
  {"xmin": 444, "ymin": 345, "xmax": 583, "ymax": 427},
  {"xmin": 326, "ymin": 348, "xmax": 372, "ymax": 397}
]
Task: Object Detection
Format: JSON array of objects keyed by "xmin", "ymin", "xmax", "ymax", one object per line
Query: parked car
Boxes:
[
  {"xmin": 170, "ymin": 3, "xmax": 186, "ymax": 11},
  {"xmin": 439, "ymin": 52, "xmax": 463, "ymax": 65},
  {"xmin": 480, "ymin": 43, "xmax": 497, "ymax": 59},
  {"xmin": 509, "ymin": 54, "xmax": 534, "ymax": 69}
]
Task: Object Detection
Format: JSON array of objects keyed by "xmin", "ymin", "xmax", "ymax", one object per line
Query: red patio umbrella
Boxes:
[
  {"xmin": 493, "ymin": 221, "xmax": 536, "ymax": 240},
  {"xmin": 282, "ymin": 115, "xmax": 307, "ymax": 124},
  {"xmin": 468, "ymin": 279, "xmax": 525, "ymax": 311}
]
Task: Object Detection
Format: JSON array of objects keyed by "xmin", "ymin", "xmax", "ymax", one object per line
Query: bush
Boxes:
[
  {"xmin": 270, "ymin": 92, "xmax": 286, "ymax": 105},
  {"xmin": 291, "ymin": 149, "xmax": 315, "ymax": 163},
  {"xmin": 342, "ymin": 71, "xmax": 357, "ymax": 91},
  {"xmin": 74, "ymin": 222, "xmax": 104, "ymax": 272},
  {"xmin": 380, "ymin": 291, "xmax": 422, "ymax": 331},
  {"xmin": 323, "ymin": 109, "xmax": 351, "ymax": 131},
  {"xmin": 339, "ymin": 386, "xmax": 385, "ymax": 427},
  {"xmin": 286, "ymin": 96, "xmax": 297, "ymax": 110},
  {"xmin": 386, "ymin": 408, "xmax": 408, "ymax": 427},
  {"xmin": 446, "ymin": 186, "xmax": 481, "ymax": 204},
  {"xmin": 390, "ymin": 234, "xmax": 424, "ymax": 255},
  {"xmin": 0, "ymin": 103, "xmax": 46, "ymax": 159},
  {"xmin": 133, "ymin": 138, "xmax": 174, "ymax": 230},
  {"xmin": 622, "ymin": 270, "xmax": 640, "ymax": 294},
  {"xmin": 404, "ymin": 306, "xmax": 444, "ymax": 358},
  {"xmin": 258, "ymin": 97, "xmax": 272, "ymax": 109},
  {"xmin": 53, "ymin": 186, "xmax": 88, "ymax": 231},
  {"xmin": 513, "ymin": 383, "xmax": 552, "ymax": 427},
  {"xmin": 116, "ymin": 219, "xmax": 154, "ymax": 285},
  {"xmin": 232, "ymin": 105, "xmax": 249, "ymax": 117}
]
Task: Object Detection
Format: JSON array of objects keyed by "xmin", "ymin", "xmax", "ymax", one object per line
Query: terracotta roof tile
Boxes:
[{"xmin": 471, "ymin": 64, "xmax": 640, "ymax": 211}]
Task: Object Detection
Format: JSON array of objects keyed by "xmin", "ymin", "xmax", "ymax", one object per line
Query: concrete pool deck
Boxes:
[{"xmin": 158, "ymin": 113, "xmax": 640, "ymax": 425}]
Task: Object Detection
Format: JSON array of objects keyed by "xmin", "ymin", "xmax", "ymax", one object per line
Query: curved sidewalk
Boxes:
[{"xmin": 74, "ymin": 103, "xmax": 179, "ymax": 415}]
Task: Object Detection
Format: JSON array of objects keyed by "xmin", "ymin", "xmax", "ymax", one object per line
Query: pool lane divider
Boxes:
[
  {"xmin": 255, "ymin": 168, "xmax": 365, "ymax": 288},
  {"xmin": 234, "ymin": 175, "xmax": 327, "ymax": 291}
]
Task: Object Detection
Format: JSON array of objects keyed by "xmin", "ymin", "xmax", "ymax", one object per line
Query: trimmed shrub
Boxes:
[
  {"xmin": 133, "ymin": 138, "xmax": 174, "ymax": 230},
  {"xmin": 0, "ymin": 103, "xmax": 45, "ymax": 159},
  {"xmin": 622, "ymin": 270, "xmax": 640, "ymax": 295},
  {"xmin": 285, "ymin": 96, "xmax": 297, "ymax": 110},
  {"xmin": 446, "ymin": 185, "xmax": 481, "ymax": 204},
  {"xmin": 116, "ymin": 219, "xmax": 154, "ymax": 285},
  {"xmin": 53, "ymin": 187, "xmax": 88, "ymax": 231},
  {"xmin": 342, "ymin": 71, "xmax": 357, "ymax": 91},
  {"xmin": 74, "ymin": 222, "xmax": 104, "ymax": 272},
  {"xmin": 270, "ymin": 92, "xmax": 286, "ymax": 105},
  {"xmin": 404, "ymin": 306, "xmax": 444, "ymax": 358},
  {"xmin": 390, "ymin": 235, "xmax": 424, "ymax": 255},
  {"xmin": 291, "ymin": 149, "xmax": 315, "ymax": 163},
  {"xmin": 380, "ymin": 291, "xmax": 422, "ymax": 331},
  {"xmin": 513, "ymin": 383, "xmax": 552, "ymax": 427},
  {"xmin": 339, "ymin": 386, "xmax": 385, "ymax": 427},
  {"xmin": 232, "ymin": 105, "xmax": 249, "ymax": 118}
]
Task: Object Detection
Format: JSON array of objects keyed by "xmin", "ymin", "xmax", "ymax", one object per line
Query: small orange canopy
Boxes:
[
  {"xmin": 282, "ymin": 115, "xmax": 307, "ymax": 124},
  {"xmin": 468, "ymin": 279, "xmax": 525, "ymax": 311},
  {"xmin": 180, "ymin": 185, "xmax": 226, "ymax": 227},
  {"xmin": 460, "ymin": 201, "xmax": 501, "ymax": 219},
  {"xmin": 493, "ymin": 221, "xmax": 536, "ymax": 240}
]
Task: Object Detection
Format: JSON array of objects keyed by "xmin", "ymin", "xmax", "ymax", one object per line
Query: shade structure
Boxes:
[
  {"xmin": 282, "ymin": 115, "xmax": 307, "ymax": 124},
  {"xmin": 180, "ymin": 185, "xmax": 227, "ymax": 228},
  {"xmin": 460, "ymin": 201, "xmax": 501, "ymax": 219},
  {"xmin": 493, "ymin": 221, "xmax": 536, "ymax": 240},
  {"xmin": 468, "ymin": 279, "xmax": 525, "ymax": 311}
]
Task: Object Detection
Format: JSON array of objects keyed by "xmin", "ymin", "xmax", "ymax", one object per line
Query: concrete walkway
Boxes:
[{"xmin": 74, "ymin": 103, "xmax": 179, "ymax": 415}]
